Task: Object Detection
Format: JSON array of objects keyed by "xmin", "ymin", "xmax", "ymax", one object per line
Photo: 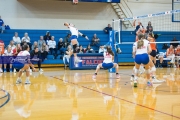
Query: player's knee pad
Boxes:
[
  {"xmin": 145, "ymin": 69, "xmax": 150, "ymax": 74},
  {"xmin": 73, "ymin": 44, "xmax": 77, "ymax": 53},
  {"xmin": 134, "ymin": 68, "xmax": 139, "ymax": 74},
  {"xmin": 133, "ymin": 66, "xmax": 136, "ymax": 71},
  {"xmin": 19, "ymin": 69, "xmax": 23, "ymax": 72},
  {"xmin": 151, "ymin": 66, "xmax": 156, "ymax": 72},
  {"xmin": 96, "ymin": 64, "xmax": 101, "ymax": 69}
]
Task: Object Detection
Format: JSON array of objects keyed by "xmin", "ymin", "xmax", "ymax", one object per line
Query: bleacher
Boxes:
[
  {"xmin": 0, "ymin": 29, "xmax": 180, "ymax": 66},
  {"xmin": 0, "ymin": 29, "xmax": 109, "ymax": 66}
]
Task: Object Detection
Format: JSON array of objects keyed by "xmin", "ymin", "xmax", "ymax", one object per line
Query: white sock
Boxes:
[{"xmin": 26, "ymin": 77, "xmax": 30, "ymax": 80}]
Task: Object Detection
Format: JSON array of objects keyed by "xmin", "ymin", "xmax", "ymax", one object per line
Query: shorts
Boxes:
[
  {"xmin": 70, "ymin": 35, "xmax": 77, "ymax": 41},
  {"xmin": 135, "ymin": 53, "xmax": 149, "ymax": 65},
  {"xmin": 102, "ymin": 63, "xmax": 114, "ymax": 69},
  {"xmin": 13, "ymin": 61, "xmax": 24, "ymax": 69},
  {"xmin": 150, "ymin": 50, "xmax": 156, "ymax": 57}
]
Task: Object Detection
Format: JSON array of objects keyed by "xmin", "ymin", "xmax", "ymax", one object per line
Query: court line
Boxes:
[
  {"xmin": 51, "ymin": 76, "xmax": 180, "ymax": 119},
  {"xmin": 0, "ymin": 89, "xmax": 11, "ymax": 108}
]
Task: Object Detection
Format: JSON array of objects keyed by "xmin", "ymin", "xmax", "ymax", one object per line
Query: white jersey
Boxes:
[
  {"xmin": 17, "ymin": 50, "xmax": 30, "ymax": 56},
  {"xmin": 69, "ymin": 26, "xmax": 79, "ymax": 37},
  {"xmin": 103, "ymin": 52, "xmax": 113, "ymax": 63},
  {"xmin": 15, "ymin": 50, "xmax": 30, "ymax": 64},
  {"xmin": 133, "ymin": 39, "xmax": 150, "ymax": 55},
  {"xmin": 3, "ymin": 50, "xmax": 13, "ymax": 56}
]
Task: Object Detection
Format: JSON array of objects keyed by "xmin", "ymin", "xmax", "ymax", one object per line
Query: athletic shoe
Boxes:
[
  {"xmin": 116, "ymin": 74, "xmax": 120, "ymax": 79},
  {"xmin": 25, "ymin": 79, "xmax": 31, "ymax": 84},
  {"xmin": 4, "ymin": 69, "xmax": 6, "ymax": 73},
  {"xmin": 16, "ymin": 78, "xmax": 22, "ymax": 84},
  {"xmin": 147, "ymin": 81, "xmax": 153, "ymax": 87},
  {"xmin": 152, "ymin": 77, "xmax": 164, "ymax": 83},
  {"xmin": 92, "ymin": 74, "xmax": 96, "ymax": 79},
  {"xmin": 39, "ymin": 69, "xmax": 43, "ymax": 72},
  {"xmin": 130, "ymin": 75, "xmax": 134, "ymax": 81},
  {"xmin": 0, "ymin": 68, "xmax": 3, "ymax": 73}
]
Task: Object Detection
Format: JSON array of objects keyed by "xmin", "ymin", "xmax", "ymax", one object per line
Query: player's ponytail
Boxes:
[
  {"xmin": 106, "ymin": 46, "xmax": 114, "ymax": 56},
  {"xmin": 137, "ymin": 33, "xmax": 144, "ymax": 49}
]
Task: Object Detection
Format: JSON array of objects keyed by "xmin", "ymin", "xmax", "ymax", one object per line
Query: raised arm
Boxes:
[
  {"xmin": 64, "ymin": 22, "xmax": 70, "ymax": 28},
  {"xmin": 133, "ymin": 20, "xmax": 136, "ymax": 27}
]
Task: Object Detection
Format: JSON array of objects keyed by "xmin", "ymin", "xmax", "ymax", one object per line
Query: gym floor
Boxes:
[{"xmin": 0, "ymin": 67, "xmax": 180, "ymax": 120}]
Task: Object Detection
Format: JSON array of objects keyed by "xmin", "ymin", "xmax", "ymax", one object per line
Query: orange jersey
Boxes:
[
  {"xmin": 148, "ymin": 37, "xmax": 156, "ymax": 50},
  {"xmin": 166, "ymin": 48, "xmax": 174, "ymax": 56},
  {"xmin": 175, "ymin": 49, "xmax": 180, "ymax": 55}
]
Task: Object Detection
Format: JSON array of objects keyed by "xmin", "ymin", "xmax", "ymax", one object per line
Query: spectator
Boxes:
[
  {"xmin": 104, "ymin": 24, "xmax": 112, "ymax": 34},
  {"xmin": 85, "ymin": 44, "xmax": 94, "ymax": 53},
  {"xmin": 91, "ymin": 34, "xmax": 100, "ymax": 48},
  {"xmin": 8, "ymin": 40, "xmax": 16, "ymax": 51},
  {"xmin": 166, "ymin": 45, "xmax": 176, "ymax": 67},
  {"xmin": 3, "ymin": 46, "xmax": 13, "ymax": 72},
  {"xmin": 13, "ymin": 43, "xmax": 22, "ymax": 56},
  {"xmin": 156, "ymin": 49, "xmax": 164, "ymax": 68},
  {"xmin": 170, "ymin": 37, "xmax": 179, "ymax": 48},
  {"xmin": 0, "ymin": 16, "xmax": 5, "ymax": 33},
  {"xmin": 38, "ymin": 36, "xmax": 46, "ymax": 51},
  {"xmin": 21, "ymin": 32, "xmax": 31, "ymax": 49},
  {"xmin": 63, "ymin": 45, "xmax": 73, "ymax": 66},
  {"xmin": 30, "ymin": 47, "xmax": 43, "ymax": 72},
  {"xmin": 41, "ymin": 43, "xmax": 48, "ymax": 60},
  {"xmin": 57, "ymin": 38, "xmax": 65, "ymax": 55},
  {"xmin": 175, "ymin": 45, "xmax": 180, "ymax": 68},
  {"xmin": 146, "ymin": 21, "xmax": 153, "ymax": 34},
  {"xmin": 99, "ymin": 46, "xmax": 105, "ymax": 53},
  {"xmin": 12, "ymin": 43, "xmax": 22, "ymax": 73},
  {"xmin": 13, "ymin": 32, "xmax": 21, "ymax": 45},
  {"xmin": 47, "ymin": 36, "xmax": 57, "ymax": 59},
  {"xmin": 22, "ymin": 41, "xmax": 28, "ymax": 50},
  {"xmin": 64, "ymin": 33, "xmax": 71, "ymax": 48},
  {"xmin": 44, "ymin": 31, "xmax": 51, "ymax": 43},
  {"xmin": 31, "ymin": 41, "xmax": 38, "ymax": 50},
  {"xmin": 77, "ymin": 45, "xmax": 85, "ymax": 53}
]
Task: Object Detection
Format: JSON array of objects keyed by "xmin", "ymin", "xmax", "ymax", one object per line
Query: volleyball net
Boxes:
[{"xmin": 112, "ymin": 9, "xmax": 180, "ymax": 45}]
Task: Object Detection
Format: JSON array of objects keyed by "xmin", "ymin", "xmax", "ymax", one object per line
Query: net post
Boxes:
[
  {"xmin": 108, "ymin": 23, "xmax": 118, "ymax": 73},
  {"xmin": 119, "ymin": 19, "xmax": 122, "ymax": 44}
]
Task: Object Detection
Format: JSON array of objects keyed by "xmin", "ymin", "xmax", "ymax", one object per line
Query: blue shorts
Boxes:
[
  {"xmin": 70, "ymin": 35, "xmax": 77, "ymax": 40},
  {"xmin": 135, "ymin": 53, "xmax": 149, "ymax": 65},
  {"xmin": 13, "ymin": 61, "xmax": 24, "ymax": 69},
  {"xmin": 102, "ymin": 63, "xmax": 114, "ymax": 69}
]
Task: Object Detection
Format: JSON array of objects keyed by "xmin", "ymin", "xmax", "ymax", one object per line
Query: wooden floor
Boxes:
[{"xmin": 0, "ymin": 67, "xmax": 180, "ymax": 120}]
